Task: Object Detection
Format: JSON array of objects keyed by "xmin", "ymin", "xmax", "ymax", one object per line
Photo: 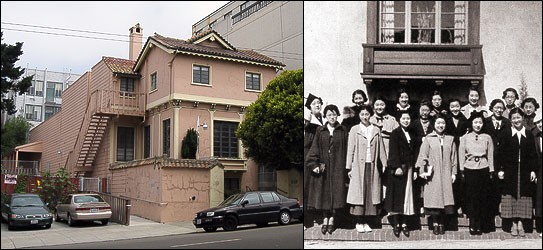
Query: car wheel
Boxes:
[
  {"xmin": 45, "ymin": 224, "xmax": 51, "ymax": 229},
  {"xmin": 101, "ymin": 219, "xmax": 109, "ymax": 225},
  {"xmin": 279, "ymin": 210, "xmax": 291, "ymax": 225},
  {"xmin": 256, "ymin": 222, "xmax": 268, "ymax": 227},
  {"xmin": 55, "ymin": 210, "xmax": 62, "ymax": 222},
  {"xmin": 203, "ymin": 227, "xmax": 217, "ymax": 232},
  {"xmin": 222, "ymin": 216, "xmax": 238, "ymax": 231},
  {"xmin": 67, "ymin": 214, "xmax": 75, "ymax": 226}
]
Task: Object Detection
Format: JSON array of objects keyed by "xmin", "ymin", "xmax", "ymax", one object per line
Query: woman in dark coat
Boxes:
[
  {"xmin": 482, "ymin": 99, "xmax": 511, "ymax": 230},
  {"xmin": 305, "ymin": 104, "xmax": 348, "ymax": 235},
  {"xmin": 342, "ymin": 89, "xmax": 368, "ymax": 132},
  {"xmin": 497, "ymin": 108, "xmax": 538, "ymax": 237},
  {"xmin": 385, "ymin": 110, "xmax": 416, "ymax": 237},
  {"xmin": 532, "ymin": 110, "xmax": 542, "ymax": 237},
  {"xmin": 303, "ymin": 93, "xmax": 324, "ymax": 229}
]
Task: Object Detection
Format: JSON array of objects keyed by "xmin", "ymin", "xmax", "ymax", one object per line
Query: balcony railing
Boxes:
[
  {"xmin": 90, "ymin": 89, "xmax": 146, "ymax": 117},
  {"xmin": 1, "ymin": 160, "xmax": 40, "ymax": 176},
  {"xmin": 232, "ymin": 1, "xmax": 273, "ymax": 25}
]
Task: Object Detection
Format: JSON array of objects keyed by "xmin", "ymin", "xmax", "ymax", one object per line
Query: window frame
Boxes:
[
  {"xmin": 150, "ymin": 72, "xmax": 157, "ymax": 92},
  {"xmin": 378, "ymin": 1, "xmax": 468, "ymax": 45},
  {"xmin": 163, "ymin": 118, "xmax": 170, "ymax": 158},
  {"xmin": 54, "ymin": 82, "xmax": 63, "ymax": 98},
  {"xmin": 192, "ymin": 64, "xmax": 212, "ymax": 86},
  {"xmin": 116, "ymin": 126, "xmax": 135, "ymax": 162},
  {"xmin": 245, "ymin": 71, "xmax": 262, "ymax": 92},
  {"xmin": 25, "ymin": 104, "xmax": 42, "ymax": 121},
  {"xmin": 144, "ymin": 125, "xmax": 150, "ymax": 159},
  {"xmin": 35, "ymin": 80, "xmax": 44, "ymax": 97},
  {"xmin": 213, "ymin": 120, "xmax": 240, "ymax": 158}
]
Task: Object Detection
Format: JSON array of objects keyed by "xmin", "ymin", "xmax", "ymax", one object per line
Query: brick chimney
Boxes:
[{"xmin": 129, "ymin": 23, "xmax": 143, "ymax": 61}]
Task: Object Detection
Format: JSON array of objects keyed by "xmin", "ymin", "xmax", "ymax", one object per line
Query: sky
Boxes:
[{"xmin": 1, "ymin": 1, "xmax": 229, "ymax": 75}]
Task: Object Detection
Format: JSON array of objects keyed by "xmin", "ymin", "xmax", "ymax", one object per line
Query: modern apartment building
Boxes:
[
  {"xmin": 2, "ymin": 69, "xmax": 80, "ymax": 128},
  {"xmin": 24, "ymin": 24, "xmax": 285, "ymax": 222},
  {"xmin": 192, "ymin": 1, "xmax": 303, "ymax": 71}
]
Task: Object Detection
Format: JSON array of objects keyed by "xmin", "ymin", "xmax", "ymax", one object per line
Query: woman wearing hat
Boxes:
[
  {"xmin": 304, "ymin": 93, "xmax": 324, "ymax": 230},
  {"xmin": 458, "ymin": 110, "xmax": 495, "ymax": 235},
  {"xmin": 497, "ymin": 108, "xmax": 538, "ymax": 237}
]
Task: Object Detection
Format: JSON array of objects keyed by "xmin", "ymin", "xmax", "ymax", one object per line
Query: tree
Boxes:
[
  {"xmin": 518, "ymin": 72, "xmax": 529, "ymax": 104},
  {"xmin": 33, "ymin": 168, "xmax": 78, "ymax": 211},
  {"xmin": 237, "ymin": 69, "xmax": 303, "ymax": 170},
  {"xmin": 181, "ymin": 128, "xmax": 198, "ymax": 159},
  {"xmin": 1, "ymin": 116, "xmax": 32, "ymax": 157},
  {"xmin": 1, "ymin": 32, "xmax": 33, "ymax": 115}
]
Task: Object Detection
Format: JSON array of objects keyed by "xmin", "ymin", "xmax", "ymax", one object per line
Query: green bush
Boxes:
[
  {"xmin": 33, "ymin": 168, "xmax": 78, "ymax": 210},
  {"xmin": 181, "ymin": 128, "xmax": 198, "ymax": 159}
]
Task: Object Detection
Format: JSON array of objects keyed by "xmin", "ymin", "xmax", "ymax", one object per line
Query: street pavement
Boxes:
[{"xmin": 1, "ymin": 215, "xmax": 196, "ymax": 249}]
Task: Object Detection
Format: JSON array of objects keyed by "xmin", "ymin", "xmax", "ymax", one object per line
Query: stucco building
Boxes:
[
  {"xmin": 305, "ymin": 1, "xmax": 541, "ymax": 114},
  {"xmin": 192, "ymin": 1, "xmax": 303, "ymax": 70},
  {"xmin": 25, "ymin": 24, "xmax": 284, "ymax": 222}
]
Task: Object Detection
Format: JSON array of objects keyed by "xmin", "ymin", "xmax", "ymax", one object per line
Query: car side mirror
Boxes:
[
  {"xmin": 241, "ymin": 200, "xmax": 249, "ymax": 207},
  {"xmin": 5, "ymin": 204, "xmax": 9, "ymax": 208}
]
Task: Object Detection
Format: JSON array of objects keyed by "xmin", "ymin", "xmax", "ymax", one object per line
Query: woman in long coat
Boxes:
[
  {"xmin": 533, "ymin": 111, "xmax": 542, "ymax": 237},
  {"xmin": 497, "ymin": 107, "xmax": 537, "ymax": 237},
  {"xmin": 416, "ymin": 113, "xmax": 457, "ymax": 235},
  {"xmin": 346, "ymin": 105, "xmax": 387, "ymax": 233},
  {"xmin": 305, "ymin": 104, "xmax": 348, "ymax": 235},
  {"xmin": 385, "ymin": 110, "xmax": 416, "ymax": 237},
  {"xmin": 303, "ymin": 94, "xmax": 324, "ymax": 229}
]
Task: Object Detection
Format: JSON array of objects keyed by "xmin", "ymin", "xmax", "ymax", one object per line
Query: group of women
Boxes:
[{"xmin": 303, "ymin": 87, "xmax": 542, "ymax": 237}]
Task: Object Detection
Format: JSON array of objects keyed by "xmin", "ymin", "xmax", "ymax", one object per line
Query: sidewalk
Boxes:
[{"xmin": 1, "ymin": 216, "xmax": 197, "ymax": 249}]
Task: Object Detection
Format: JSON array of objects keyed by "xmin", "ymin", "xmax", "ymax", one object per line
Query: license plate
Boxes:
[
  {"xmin": 90, "ymin": 208, "xmax": 99, "ymax": 213},
  {"xmin": 31, "ymin": 219, "xmax": 38, "ymax": 224},
  {"xmin": 196, "ymin": 219, "xmax": 201, "ymax": 224}
]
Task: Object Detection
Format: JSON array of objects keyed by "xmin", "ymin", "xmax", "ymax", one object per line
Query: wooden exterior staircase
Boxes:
[{"xmin": 66, "ymin": 89, "xmax": 146, "ymax": 176}]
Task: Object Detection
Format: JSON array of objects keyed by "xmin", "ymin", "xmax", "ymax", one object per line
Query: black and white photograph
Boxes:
[{"xmin": 304, "ymin": 1, "xmax": 541, "ymax": 249}]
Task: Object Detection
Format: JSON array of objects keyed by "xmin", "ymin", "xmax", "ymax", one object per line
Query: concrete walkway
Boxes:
[{"xmin": 1, "ymin": 216, "xmax": 197, "ymax": 249}]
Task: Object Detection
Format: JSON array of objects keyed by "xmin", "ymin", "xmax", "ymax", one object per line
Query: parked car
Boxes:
[
  {"xmin": 54, "ymin": 193, "xmax": 112, "ymax": 226},
  {"xmin": 1, "ymin": 193, "xmax": 53, "ymax": 230},
  {"xmin": 193, "ymin": 191, "xmax": 303, "ymax": 232}
]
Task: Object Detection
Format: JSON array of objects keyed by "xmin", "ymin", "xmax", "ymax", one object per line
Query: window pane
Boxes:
[
  {"xmin": 441, "ymin": 14, "xmax": 455, "ymax": 29},
  {"xmin": 243, "ymin": 193, "xmax": 260, "ymax": 205},
  {"xmin": 411, "ymin": 29, "xmax": 435, "ymax": 43},
  {"xmin": 163, "ymin": 119, "xmax": 170, "ymax": 157},
  {"xmin": 261, "ymin": 192, "xmax": 274, "ymax": 203},
  {"xmin": 55, "ymin": 83, "xmax": 63, "ymax": 98},
  {"xmin": 144, "ymin": 125, "xmax": 150, "ymax": 158},
  {"xmin": 441, "ymin": 1, "xmax": 455, "ymax": 13},
  {"xmin": 117, "ymin": 127, "xmax": 134, "ymax": 161},
  {"xmin": 411, "ymin": 1, "xmax": 435, "ymax": 12},
  {"xmin": 411, "ymin": 13, "xmax": 435, "ymax": 29}
]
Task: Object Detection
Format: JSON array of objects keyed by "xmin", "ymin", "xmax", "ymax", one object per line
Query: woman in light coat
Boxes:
[
  {"xmin": 346, "ymin": 105, "xmax": 387, "ymax": 233},
  {"xmin": 416, "ymin": 113, "xmax": 457, "ymax": 235}
]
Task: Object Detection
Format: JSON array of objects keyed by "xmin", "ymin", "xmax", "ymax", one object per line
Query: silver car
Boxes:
[{"xmin": 54, "ymin": 194, "xmax": 112, "ymax": 226}]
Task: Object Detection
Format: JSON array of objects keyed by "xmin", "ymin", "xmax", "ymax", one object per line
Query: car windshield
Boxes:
[
  {"xmin": 218, "ymin": 193, "xmax": 244, "ymax": 206},
  {"xmin": 11, "ymin": 197, "xmax": 44, "ymax": 207},
  {"xmin": 74, "ymin": 195, "xmax": 105, "ymax": 203}
]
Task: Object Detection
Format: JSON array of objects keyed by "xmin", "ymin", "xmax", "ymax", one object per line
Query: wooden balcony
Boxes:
[
  {"xmin": 361, "ymin": 44, "xmax": 485, "ymax": 83},
  {"xmin": 89, "ymin": 89, "xmax": 146, "ymax": 117}
]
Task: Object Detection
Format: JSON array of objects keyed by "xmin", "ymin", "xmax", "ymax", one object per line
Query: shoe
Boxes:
[
  {"xmin": 511, "ymin": 222, "xmax": 518, "ymax": 237},
  {"xmin": 402, "ymin": 227, "xmax": 410, "ymax": 237},
  {"xmin": 363, "ymin": 223, "xmax": 372, "ymax": 233},
  {"xmin": 438, "ymin": 225, "xmax": 445, "ymax": 235},
  {"xmin": 393, "ymin": 225, "xmax": 401, "ymax": 237},
  {"xmin": 321, "ymin": 224, "xmax": 328, "ymax": 235},
  {"xmin": 327, "ymin": 224, "xmax": 336, "ymax": 234},
  {"xmin": 469, "ymin": 227, "xmax": 477, "ymax": 235},
  {"xmin": 433, "ymin": 225, "xmax": 440, "ymax": 235},
  {"xmin": 355, "ymin": 223, "xmax": 366, "ymax": 233},
  {"xmin": 518, "ymin": 221, "xmax": 525, "ymax": 237}
]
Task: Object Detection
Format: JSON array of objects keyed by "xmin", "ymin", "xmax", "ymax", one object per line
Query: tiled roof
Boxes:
[
  {"xmin": 151, "ymin": 31, "xmax": 285, "ymax": 67},
  {"xmin": 102, "ymin": 57, "xmax": 138, "ymax": 75},
  {"xmin": 109, "ymin": 157, "xmax": 223, "ymax": 170}
]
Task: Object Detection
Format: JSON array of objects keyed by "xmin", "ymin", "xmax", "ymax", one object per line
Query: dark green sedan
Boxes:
[{"xmin": 1, "ymin": 193, "xmax": 53, "ymax": 230}]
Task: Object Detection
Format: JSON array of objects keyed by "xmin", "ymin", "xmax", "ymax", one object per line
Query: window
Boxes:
[
  {"xmin": 245, "ymin": 72, "xmax": 261, "ymax": 91},
  {"xmin": 240, "ymin": 1, "xmax": 248, "ymax": 11},
  {"xmin": 243, "ymin": 193, "xmax": 261, "ymax": 205},
  {"xmin": 34, "ymin": 80, "xmax": 44, "ymax": 96},
  {"xmin": 25, "ymin": 105, "xmax": 42, "ymax": 121},
  {"xmin": 44, "ymin": 106, "xmax": 61, "ymax": 120},
  {"xmin": 150, "ymin": 72, "xmax": 157, "ymax": 91},
  {"xmin": 224, "ymin": 178, "xmax": 240, "ymax": 200},
  {"xmin": 117, "ymin": 127, "xmax": 134, "ymax": 161},
  {"xmin": 192, "ymin": 65, "xmax": 210, "ymax": 84},
  {"xmin": 163, "ymin": 119, "xmax": 170, "ymax": 157},
  {"xmin": 213, "ymin": 121, "xmax": 239, "ymax": 158},
  {"xmin": 260, "ymin": 192, "xmax": 275, "ymax": 203},
  {"xmin": 380, "ymin": 1, "xmax": 466, "ymax": 44},
  {"xmin": 46, "ymin": 82, "xmax": 55, "ymax": 102},
  {"xmin": 144, "ymin": 125, "xmax": 150, "ymax": 159},
  {"xmin": 120, "ymin": 77, "xmax": 135, "ymax": 97},
  {"xmin": 54, "ymin": 82, "xmax": 63, "ymax": 98}
]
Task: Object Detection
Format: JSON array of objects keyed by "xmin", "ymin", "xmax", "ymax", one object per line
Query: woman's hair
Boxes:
[
  {"xmin": 468, "ymin": 110, "xmax": 486, "ymax": 131},
  {"xmin": 434, "ymin": 113, "xmax": 447, "ymax": 122},
  {"xmin": 359, "ymin": 104, "xmax": 374, "ymax": 117},
  {"xmin": 432, "ymin": 90, "xmax": 442, "ymax": 98},
  {"xmin": 351, "ymin": 89, "xmax": 368, "ymax": 104},
  {"xmin": 397, "ymin": 88, "xmax": 409, "ymax": 100},
  {"xmin": 521, "ymin": 97, "xmax": 540, "ymax": 111},
  {"xmin": 323, "ymin": 104, "xmax": 340, "ymax": 117},
  {"xmin": 509, "ymin": 107, "xmax": 525, "ymax": 120},
  {"xmin": 419, "ymin": 100, "xmax": 431, "ymax": 109},
  {"xmin": 489, "ymin": 99, "xmax": 505, "ymax": 110},
  {"xmin": 373, "ymin": 95, "xmax": 388, "ymax": 105},
  {"xmin": 467, "ymin": 86, "xmax": 481, "ymax": 98},
  {"xmin": 502, "ymin": 87, "xmax": 519, "ymax": 100}
]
